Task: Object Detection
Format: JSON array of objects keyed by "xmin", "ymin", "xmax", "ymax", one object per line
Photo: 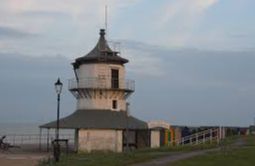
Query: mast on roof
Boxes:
[{"xmin": 105, "ymin": 5, "xmax": 108, "ymax": 37}]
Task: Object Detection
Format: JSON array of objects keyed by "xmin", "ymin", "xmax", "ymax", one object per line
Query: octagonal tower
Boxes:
[
  {"xmin": 69, "ymin": 29, "xmax": 134, "ymax": 111},
  {"xmin": 41, "ymin": 29, "xmax": 148, "ymax": 153}
]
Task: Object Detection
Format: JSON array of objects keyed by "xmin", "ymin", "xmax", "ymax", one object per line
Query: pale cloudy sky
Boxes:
[{"xmin": 0, "ymin": 0, "xmax": 255, "ymax": 127}]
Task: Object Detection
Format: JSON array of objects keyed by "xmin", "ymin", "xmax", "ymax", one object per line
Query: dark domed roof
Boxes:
[{"xmin": 73, "ymin": 29, "xmax": 128, "ymax": 69}]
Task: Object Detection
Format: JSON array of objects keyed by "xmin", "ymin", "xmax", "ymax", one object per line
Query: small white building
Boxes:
[
  {"xmin": 148, "ymin": 120, "xmax": 171, "ymax": 148},
  {"xmin": 40, "ymin": 29, "xmax": 149, "ymax": 152}
]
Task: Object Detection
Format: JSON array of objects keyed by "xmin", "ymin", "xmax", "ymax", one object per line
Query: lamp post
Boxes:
[{"xmin": 54, "ymin": 78, "xmax": 63, "ymax": 162}]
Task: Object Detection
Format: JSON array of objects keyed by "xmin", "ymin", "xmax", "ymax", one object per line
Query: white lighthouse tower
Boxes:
[
  {"xmin": 41, "ymin": 29, "xmax": 148, "ymax": 152},
  {"xmin": 69, "ymin": 29, "xmax": 134, "ymax": 112}
]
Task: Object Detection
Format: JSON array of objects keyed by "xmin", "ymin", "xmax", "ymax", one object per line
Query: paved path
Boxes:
[
  {"xmin": 233, "ymin": 137, "xmax": 246, "ymax": 146},
  {"xmin": 133, "ymin": 137, "xmax": 247, "ymax": 166},
  {"xmin": 0, "ymin": 152, "xmax": 50, "ymax": 166},
  {"xmin": 132, "ymin": 148, "xmax": 219, "ymax": 166}
]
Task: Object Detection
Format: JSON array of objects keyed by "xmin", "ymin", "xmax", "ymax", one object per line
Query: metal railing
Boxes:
[
  {"xmin": 0, "ymin": 134, "xmax": 75, "ymax": 152},
  {"xmin": 68, "ymin": 77, "xmax": 135, "ymax": 92},
  {"xmin": 171, "ymin": 128, "xmax": 222, "ymax": 146},
  {"xmin": 0, "ymin": 134, "xmax": 74, "ymax": 145}
]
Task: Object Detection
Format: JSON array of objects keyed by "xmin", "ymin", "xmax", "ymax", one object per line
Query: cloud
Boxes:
[
  {"xmin": 0, "ymin": 0, "xmax": 141, "ymax": 29},
  {"xmin": 0, "ymin": 0, "xmax": 253, "ymax": 57},
  {"xmin": 120, "ymin": 40, "xmax": 166, "ymax": 77},
  {"xmin": 21, "ymin": 10, "xmax": 71, "ymax": 19},
  {"xmin": 0, "ymin": 0, "xmax": 254, "ymax": 127},
  {"xmin": 0, "ymin": 53, "xmax": 74, "ymax": 123},
  {"xmin": 160, "ymin": 0, "xmax": 218, "ymax": 26},
  {"xmin": 125, "ymin": 48, "xmax": 165, "ymax": 77},
  {"xmin": 127, "ymin": 44, "xmax": 255, "ymax": 126},
  {"xmin": 0, "ymin": 0, "xmax": 144, "ymax": 57},
  {"xmin": 122, "ymin": 40, "xmax": 255, "ymax": 93},
  {"xmin": 192, "ymin": 0, "xmax": 218, "ymax": 10},
  {"xmin": 145, "ymin": 0, "xmax": 217, "ymax": 48},
  {"xmin": 0, "ymin": 26, "xmax": 37, "ymax": 39},
  {"xmin": 0, "ymin": 44, "xmax": 255, "ymax": 126}
]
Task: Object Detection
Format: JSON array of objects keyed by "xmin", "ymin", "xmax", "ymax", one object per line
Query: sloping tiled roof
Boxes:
[
  {"xmin": 72, "ymin": 29, "xmax": 128, "ymax": 69},
  {"xmin": 40, "ymin": 109, "xmax": 148, "ymax": 130}
]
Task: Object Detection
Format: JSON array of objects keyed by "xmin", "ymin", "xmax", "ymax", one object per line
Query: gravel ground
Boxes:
[{"xmin": 0, "ymin": 151, "xmax": 50, "ymax": 166}]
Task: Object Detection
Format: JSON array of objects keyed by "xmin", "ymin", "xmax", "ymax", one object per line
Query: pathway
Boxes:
[
  {"xmin": 0, "ymin": 151, "xmax": 50, "ymax": 166},
  {"xmin": 132, "ymin": 148, "xmax": 219, "ymax": 166},
  {"xmin": 133, "ymin": 137, "xmax": 246, "ymax": 166}
]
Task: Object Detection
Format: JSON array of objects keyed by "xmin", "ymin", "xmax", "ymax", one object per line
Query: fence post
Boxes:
[
  {"xmin": 219, "ymin": 126, "xmax": 222, "ymax": 140},
  {"xmin": 39, "ymin": 128, "xmax": 42, "ymax": 151},
  {"xmin": 196, "ymin": 133, "xmax": 198, "ymax": 145},
  {"xmin": 210, "ymin": 129, "xmax": 212, "ymax": 143},
  {"xmin": 13, "ymin": 135, "xmax": 16, "ymax": 145},
  {"xmin": 47, "ymin": 128, "xmax": 50, "ymax": 152},
  {"xmin": 203, "ymin": 133, "xmax": 205, "ymax": 143},
  {"xmin": 217, "ymin": 128, "xmax": 220, "ymax": 144},
  {"xmin": 74, "ymin": 129, "xmax": 79, "ymax": 152},
  {"xmin": 222, "ymin": 127, "xmax": 225, "ymax": 139}
]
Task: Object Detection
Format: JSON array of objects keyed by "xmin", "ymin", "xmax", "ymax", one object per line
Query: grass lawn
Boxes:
[
  {"xmin": 171, "ymin": 135, "xmax": 255, "ymax": 166},
  {"xmin": 39, "ymin": 143, "xmax": 217, "ymax": 166}
]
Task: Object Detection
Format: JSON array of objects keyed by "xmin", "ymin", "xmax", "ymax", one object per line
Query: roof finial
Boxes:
[{"xmin": 100, "ymin": 29, "xmax": 105, "ymax": 37}]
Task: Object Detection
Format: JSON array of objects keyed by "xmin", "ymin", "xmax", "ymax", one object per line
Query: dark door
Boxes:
[{"xmin": 111, "ymin": 69, "xmax": 119, "ymax": 88}]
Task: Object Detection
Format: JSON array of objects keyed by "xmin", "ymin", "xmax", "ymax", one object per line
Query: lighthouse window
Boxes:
[
  {"xmin": 112, "ymin": 100, "xmax": 117, "ymax": 109},
  {"xmin": 111, "ymin": 69, "xmax": 119, "ymax": 88}
]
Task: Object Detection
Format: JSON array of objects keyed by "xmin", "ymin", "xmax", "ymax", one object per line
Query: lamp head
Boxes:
[{"xmin": 55, "ymin": 78, "xmax": 63, "ymax": 94}]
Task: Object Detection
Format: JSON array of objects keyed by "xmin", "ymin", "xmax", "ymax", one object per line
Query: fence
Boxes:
[
  {"xmin": 0, "ymin": 133, "xmax": 75, "ymax": 152},
  {"xmin": 171, "ymin": 127, "xmax": 225, "ymax": 146},
  {"xmin": 68, "ymin": 77, "xmax": 135, "ymax": 92}
]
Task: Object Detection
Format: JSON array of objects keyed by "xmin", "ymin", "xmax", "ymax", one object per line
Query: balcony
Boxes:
[{"xmin": 68, "ymin": 77, "xmax": 135, "ymax": 92}]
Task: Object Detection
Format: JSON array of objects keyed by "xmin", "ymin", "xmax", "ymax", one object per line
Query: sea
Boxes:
[
  {"xmin": 0, "ymin": 122, "xmax": 42, "ymax": 135},
  {"xmin": 0, "ymin": 122, "xmax": 74, "ymax": 134},
  {"xmin": 0, "ymin": 122, "xmax": 74, "ymax": 145}
]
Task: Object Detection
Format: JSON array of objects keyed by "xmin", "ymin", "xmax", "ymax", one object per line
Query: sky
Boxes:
[{"xmin": 0, "ymin": 0, "xmax": 255, "ymax": 127}]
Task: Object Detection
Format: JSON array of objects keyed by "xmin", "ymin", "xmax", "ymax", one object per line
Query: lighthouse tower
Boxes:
[
  {"xmin": 41, "ymin": 29, "xmax": 148, "ymax": 153},
  {"xmin": 69, "ymin": 29, "xmax": 134, "ymax": 112}
]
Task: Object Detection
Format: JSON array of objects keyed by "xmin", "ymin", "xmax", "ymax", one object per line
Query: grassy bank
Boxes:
[
  {"xmin": 171, "ymin": 135, "xmax": 255, "ymax": 166},
  {"xmin": 39, "ymin": 143, "xmax": 217, "ymax": 166}
]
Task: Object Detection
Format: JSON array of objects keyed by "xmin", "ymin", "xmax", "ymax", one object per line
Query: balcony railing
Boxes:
[{"xmin": 68, "ymin": 77, "xmax": 135, "ymax": 92}]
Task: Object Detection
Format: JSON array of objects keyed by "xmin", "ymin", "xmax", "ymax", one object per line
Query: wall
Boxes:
[
  {"xmin": 77, "ymin": 63, "xmax": 125, "ymax": 86},
  {"xmin": 150, "ymin": 130, "xmax": 160, "ymax": 148},
  {"xmin": 174, "ymin": 128, "xmax": 182, "ymax": 141},
  {"xmin": 136, "ymin": 130, "xmax": 150, "ymax": 148},
  {"xmin": 76, "ymin": 63, "xmax": 127, "ymax": 111},
  {"xmin": 78, "ymin": 129, "xmax": 123, "ymax": 152},
  {"xmin": 77, "ymin": 90, "xmax": 126, "ymax": 111}
]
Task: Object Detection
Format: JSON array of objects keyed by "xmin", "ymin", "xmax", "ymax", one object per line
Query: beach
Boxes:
[{"xmin": 0, "ymin": 151, "xmax": 50, "ymax": 166}]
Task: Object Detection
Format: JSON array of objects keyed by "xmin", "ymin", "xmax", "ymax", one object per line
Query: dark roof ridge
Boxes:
[
  {"xmin": 40, "ymin": 109, "xmax": 148, "ymax": 130},
  {"xmin": 72, "ymin": 29, "xmax": 128, "ymax": 69}
]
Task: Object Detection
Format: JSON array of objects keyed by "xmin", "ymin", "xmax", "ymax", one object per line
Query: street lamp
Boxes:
[{"xmin": 54, "ymin": 78, "xmax": 63, "ymax": 162}]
